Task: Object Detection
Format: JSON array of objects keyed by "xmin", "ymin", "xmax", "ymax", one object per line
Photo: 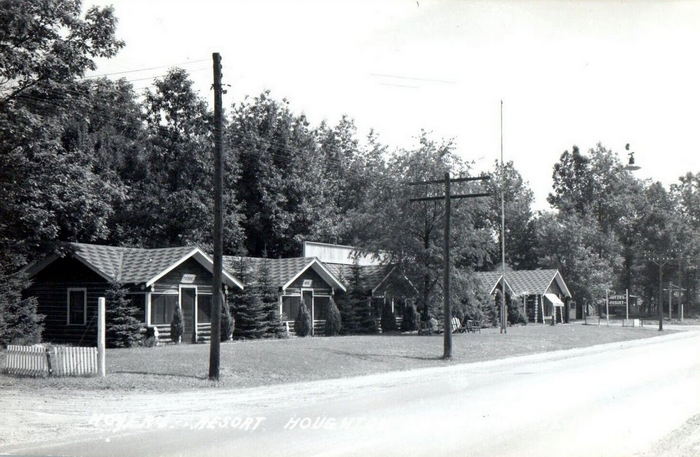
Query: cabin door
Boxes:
[
  {"xmin": 302, "ymin": 290, "xmax": 313, "ymax": 334},
  {"xmin": 181, "ymin": 287, "xmax": 197, "ymax": 342}
]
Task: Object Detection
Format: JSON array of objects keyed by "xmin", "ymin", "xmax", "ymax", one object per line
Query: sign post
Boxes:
[
  {"xmin": 625, "ymin": 289, "xmax": 629, "ymax": 321},
  {"xmin": 605, "ymin": 290, "xmax": 609, "ymax": 325}
]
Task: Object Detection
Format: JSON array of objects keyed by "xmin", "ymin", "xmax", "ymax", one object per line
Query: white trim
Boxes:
[
  {"xmin": 145, "ymin": 291, "xmax": 152, "ymax": 326},
  {"xmin": 543, "ymin": 271, "xmax": 572, "ymax": 298},
  {"xmin": 371, "ymin": 266, "xmax": 396, "ymax": 295},
  {"xmin": 488, "ymin": 275, "xmax": 516, "ymax": 296},
  {"xmin": 544, "ymin": 293, "xmax": 565, "ymax": 307},
  {"xmin": 66, "ymin": 288, "xmax": 87, "ymax": 326},
  {"xmin": 145, "ymin": 248, "xmax": 244, "ymax": 290},
  {"xmin": 281, "ymin": 259, "xmax": 346, "ymax": 292},
  {"xmin": 371, "ymin": 266, "xmax": 420, "ymax": 296}
]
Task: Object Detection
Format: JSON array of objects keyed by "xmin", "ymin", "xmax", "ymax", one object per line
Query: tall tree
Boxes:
[
  {"xmin": 134, "ymin": 68, "xmax": 243, "ymax": 251},
  {"xmin": 356, "ymin": 132, "xmax": 491, "ymax": 321},
  {"xmin": 0, "ymin": 0, "xmax": 125, "ymax": 269},
  {"xmin": 0, "ymin": 0, "xmax": 124, "ymax": 105},
  {"xmin": 536, "ymin": 211, "xmax": 614, "ymax": 311}
]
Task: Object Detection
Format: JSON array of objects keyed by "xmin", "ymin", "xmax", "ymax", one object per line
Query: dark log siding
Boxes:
[
  {"xmin": 286, "ymin": 267, "xmax": 334, "ymax": 295},
  {"xmin": 152, "ymin": 258, "xmax": 215, "ymax": 294},
  {"xmin": 26, "ymin": 257, "xmax": 109, "ymax": 345},
  {"xmin": 34, "ymin": 256, "xmax": 106, "ymax": 283}
]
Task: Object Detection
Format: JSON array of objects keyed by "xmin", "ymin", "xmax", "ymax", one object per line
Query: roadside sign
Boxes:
[{"xmin": 608, "ymin": 295, "xmax": 626, "ymax": 306}]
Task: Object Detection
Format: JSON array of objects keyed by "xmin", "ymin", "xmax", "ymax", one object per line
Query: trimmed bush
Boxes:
[
  {"xmin": 232, "ymin": 292, "xmax": 267, "ymax": 339},
  {"xmin": 325, "ymin": 297, "xmax": 342, "ymax": 336},
  {"xmin": 258, "ymin": 259, "xmax": 284, "ymax": 338},
  {"xmin": 294, "ymin": 302, "xmax": 311, "ymax": 337},
  {"xmin": 380, "ymin": 301, "xmax": 397, "ymax": 333},
  {"xmin": 220, "ymin": 300, "xmax": 234, "ymax": 341},
  {"xmin": 401, "ymin": 302, "xmax": 418, "ymax": 332},
  {"xmin": 105, "ymin": 282, "xmax": 143, "ymax": 348},
  {"xmin": 230, "ymin": 258, "xmax": 267, "ymax": 339},
  {"xmin": 507, "ymin": 299, "xmax": 527, "ymax": 325},
  {"xmin": 170, "ymin": 306, "xmax": 184, "ymax": 343},
  {"xmin": 338, "ymin": 295, "xmax": 357, "ymax": 334},
  {"xmin": 0, "ymin": 269, "xmax": 44, "ymax": 347},
  {"xmin": 356, "ymin": 303, "xmax": 378, "ymax": 334}
]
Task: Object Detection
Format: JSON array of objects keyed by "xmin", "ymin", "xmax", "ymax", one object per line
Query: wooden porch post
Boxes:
[
  {"xmin": 145, "ymin": 290, "xmax": 152, "ymax": 326},
  {"xmin": 539, "ymin": 295, "xmax": 545, "ymax": 325}
]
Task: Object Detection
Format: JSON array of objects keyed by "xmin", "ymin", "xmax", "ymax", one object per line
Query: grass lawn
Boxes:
[{"xmin": 0, "ymin": 324, "xmax": 670, "ymax": 392}]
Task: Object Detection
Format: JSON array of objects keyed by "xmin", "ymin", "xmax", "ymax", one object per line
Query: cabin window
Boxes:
[
  {"xmin": 150, "ymin": 294, "xmax": 179, "ymax": 325},
  {"xmin": 314, "ymin": 296, "xmax": 330, "ymax": 320},
  {"xmin": 281, "ymin": 296, "xmax": 301, "ymax": 321},
  {"xmin": 67, "ymin": 288, "xmax": 87, "ymax": 325},
  {"xmin": 197, "ymin": 294, "xmax": 212, "ymax": 323}
]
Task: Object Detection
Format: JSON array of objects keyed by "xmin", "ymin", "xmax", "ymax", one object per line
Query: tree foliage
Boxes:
[
  {"xmin": 294, "ymin": 302, "xmax": 311, "ymax": 337},
  {"xmin": 230, "ymin": 259, "xmax": 267, "ymax": 339},
  {"xmin": 325, "ymin": 297, "xmax": 342, "ymax": 336},
  {"xmin": 105, "ymin": 281, "xmax": 142, "ymax": 348},
  {"xmin": 0, "ymin": 267, "xmax": 44, "ymax": 346}
]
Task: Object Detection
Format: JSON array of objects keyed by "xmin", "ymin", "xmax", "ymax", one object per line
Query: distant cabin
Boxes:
[
  {"xmin": 474, "ymin": 269, "xmax": 573, "ymax": 323},
  {"xmin": 24, "ymin": 243, "xmax": 243, "ymax": 345},
  {"xmin": 223, "ymin": 256, "xmax": 347, "ymax": 335},
  {"xmin": 304, "ymin": 241, "xmax": 418, "ymax": 317}
]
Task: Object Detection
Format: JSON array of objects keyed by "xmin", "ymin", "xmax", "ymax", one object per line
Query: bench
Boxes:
[{"xmin": 465, "ymin": 319, "xmax": 481, "ymax": 333}]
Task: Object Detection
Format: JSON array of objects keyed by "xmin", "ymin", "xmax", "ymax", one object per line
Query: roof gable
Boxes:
[
  {"xmin": 474, "ymin": 269, "xmax": 572, "ymax": 298},
  {"xmin": 223, "ymin": 256, "xmax": 346, "ymax": 292},
  {"xmin": 26, "ymin": 243, "xmax": 244, "ymax": 289}
]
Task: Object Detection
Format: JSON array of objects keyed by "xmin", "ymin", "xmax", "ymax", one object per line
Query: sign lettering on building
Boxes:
[{"xmin": 182, "ymin": 274, "xmax": 196, "ymax": 284}]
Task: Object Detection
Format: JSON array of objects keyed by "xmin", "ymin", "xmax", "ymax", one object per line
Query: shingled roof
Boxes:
[
  {"xmin": 324, "ymin": 263, "xmax": 410, "ymax": 294},
  {"xmin": 474, "ymin": 269, "xmax": 572, "ymax": 298},
  {"xmin": 26, "ymin": 243, "xmax": 244, "ymax": 289},
  {"xmin": 223, "ymin": 256, "xmax": 346, "ymax": 292}
]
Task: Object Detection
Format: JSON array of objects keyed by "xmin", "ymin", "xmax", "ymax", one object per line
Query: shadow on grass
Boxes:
[
  {"xmin": 111, "ymin": 370, "xmax": 207, "ymax": 380},
  {"xmin": 325, "ymin": 349, "xmax": 443, "ymax": 362}
]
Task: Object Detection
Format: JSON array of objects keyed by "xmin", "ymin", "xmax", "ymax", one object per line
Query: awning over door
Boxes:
[{"xmin": 544, "ymin": 293, "xmax": 564, "ymax": 307}]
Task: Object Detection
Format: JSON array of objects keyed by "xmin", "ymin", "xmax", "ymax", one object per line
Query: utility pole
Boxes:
[
  {"xmin": 409, "ymin": 175, "xmax": 490, "ymax": 359},
  {"xmin": 678, "ymin": 257, "xmax": 683, "ymax": 320},
  {"xmin": 209, "ymin": 52, "xmax": 224, "ymax": 380},
  {"xmin": 443, "ymin": 173, "xmax": 451, "ymax": 357},
  {"xmin": 648, "ymin": 256, "xmax": 669, "ymax": 332},
  {"xmin": 499, "ymin": 100, "xmax": 507, "ymax": 334}
]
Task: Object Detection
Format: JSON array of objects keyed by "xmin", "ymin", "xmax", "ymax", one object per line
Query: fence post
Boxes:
[{"xmin": 97, "ymin": 297, "xmax": 106, "ymax": 377}]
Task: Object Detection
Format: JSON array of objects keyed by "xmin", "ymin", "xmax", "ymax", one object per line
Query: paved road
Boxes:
[{"xmin": 4, "ymin": 330, "xmax": 700, "ymax": 457}]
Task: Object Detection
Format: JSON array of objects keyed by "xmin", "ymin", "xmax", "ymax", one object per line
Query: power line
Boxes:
[{"xmin": 80, "ymin": 59, "xmax": 209, "ymax": 79}]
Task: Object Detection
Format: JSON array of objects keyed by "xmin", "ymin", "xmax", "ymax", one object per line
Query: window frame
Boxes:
[
  {"xmin": 150, "ymin": 291, "xmax": 179, "ymax": 325},
  {"xmin": 66, "ymin": 287, "xmax": 87, "ymax": 326}
]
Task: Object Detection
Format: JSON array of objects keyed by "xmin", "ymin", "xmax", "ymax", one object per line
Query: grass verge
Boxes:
[{"xmin": 0, "ymin": 324, "xmax": 671, "ymax": 392}]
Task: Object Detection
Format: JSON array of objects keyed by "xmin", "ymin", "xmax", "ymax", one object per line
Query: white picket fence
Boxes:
[
  {"xmin": 3, "ymin": 345, "xmax": 98, "ymax": 377},
  {"xmin": 51, "ymin": 346, "xmax": 98, "ymax": 377},
  {"xmin": 4, "ymin": 345, "xmax": 49, "ymax": 376}
]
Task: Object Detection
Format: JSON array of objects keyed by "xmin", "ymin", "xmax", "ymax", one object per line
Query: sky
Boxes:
[{"xmin": 88, "ymin": 0, "xmax": 700, "ymax": 210}]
